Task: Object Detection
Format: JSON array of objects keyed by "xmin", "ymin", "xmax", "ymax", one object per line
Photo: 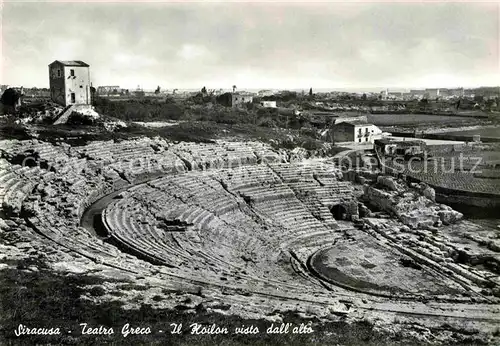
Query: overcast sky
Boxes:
[{"xmin": 1, "ymin": 1, "xmax": 499, "ymax": 91}]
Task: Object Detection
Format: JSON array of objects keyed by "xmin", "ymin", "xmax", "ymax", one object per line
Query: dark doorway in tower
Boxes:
[{"xmin": 331, "ymin": 204, "xmax": 348, "ymax": 220}]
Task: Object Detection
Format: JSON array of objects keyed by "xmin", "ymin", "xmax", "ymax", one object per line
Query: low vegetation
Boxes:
[{"xmin": 0, "ymin": 258, "xmax": 467, "ymax": 346}]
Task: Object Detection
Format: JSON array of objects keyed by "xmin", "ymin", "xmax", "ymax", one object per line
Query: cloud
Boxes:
[
  {"xmin": 1, "ymin": 2, "xmax": 498, "ymax": 89},
  {"xmin": 113, "ymin": 53, "xmax": 157, "ymax": 68},
  {"xmin": 177, "ymin": 44, "xmax": 212, "ymax": 61}
]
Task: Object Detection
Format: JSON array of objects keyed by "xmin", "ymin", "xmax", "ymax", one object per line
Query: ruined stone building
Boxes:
[
  {"xmin": 231, "ymin": 92, "xmax": 253, "ymax": 108},
  {"xmin": 260, "ymin": 100, "xmax": 277, "ymax": 108},
  {"xmin": 97, "ymin": 85, "xmax": 121, "ymax": 95},
  {"xmin": 375, "ymin": 138, "xmax": 426, "ymax": 157},
  {"xmin": 49, "ymin": 60, "xmax": 91, "ymax": 107},
  {"xmin": 425, "ymin": 88, "xmax": 439, "ymax": 99}
]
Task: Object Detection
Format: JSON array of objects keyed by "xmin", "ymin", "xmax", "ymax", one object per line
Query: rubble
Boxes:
[{"xmin": 364, "ymin": 176, "xmax": 463, "ymax": 229}]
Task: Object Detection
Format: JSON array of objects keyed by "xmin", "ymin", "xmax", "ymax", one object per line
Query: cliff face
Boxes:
[{"xmin": 363, "ymin": 176, "xmax": 463, "ymax": 229}]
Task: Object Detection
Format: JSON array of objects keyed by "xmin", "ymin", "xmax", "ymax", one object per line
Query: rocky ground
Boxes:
[{"xmin": 1, "ymin": 137, "xmax": 499, "ymax": 345}]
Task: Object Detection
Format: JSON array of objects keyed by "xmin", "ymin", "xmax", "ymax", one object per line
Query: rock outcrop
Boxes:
[{"xmin": 364, "ymin": 176, "xmax": 463, "ymax": 229}]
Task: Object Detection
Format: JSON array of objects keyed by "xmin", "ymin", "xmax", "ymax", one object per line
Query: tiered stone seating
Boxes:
[
  {"xmin": 23, "ymin": 190, "xmax": 157, "ymax": 275},
  {"xmin": 104, "ymin": 203, "xmax": 181, "ymax": 266},
  {"xmin": 244, "ymin": 141, "xmax": 282, "ymax": 163},
  {"xmin": 74, "ymin": 140, "xmax": 115, "ymax": 162},
  {"xmin": 29, "ymin": 209, "xmax": 114, "ymax": 262},
  {"xmin": 151, "ymin": 174, "xmax": 240, "ymax": 217},
  {"xmin": 0, "ymin": 171, "xmax": 18, "ymax": 206},
  {"xmin": 270, "ymin": 161, "xmax": 326, "ymax": 181},
  {"xmin": 0, "ymin": 165, "xmax": 44, "ymax": 215},
  {"xmin": 2, "ymin": 179, "xmax": 34, "ymax": 215},
  {"xmin": 110, "ymin": 142, "xmax": 155, "ymax": 161},
  {"xmin": 223, "ymin": 165, "xmax": 281, "ymax": 189},
  {"xmin": 105, "ymin": 193, "xmax": 258, "ymax": 273},
  {"xmin": 100, "ymin": 166, "xmax": 348, "ymax": 297},
  {"xmin": 268, "ymin": 162, "xmax": 350, "ymax": 226},
  {"xmin": 3, "ymin": 136, "xmax": 499, "ymax": 330},
  {"xmin": 172, "ymin": 142, "xmax": 247, "ymax": 170},
  {"xmin": 254, "ymin": 199, "xmax": 330, "ymax": 237},
  {"xmin": 239, "ymin": 184, "xmax": 295, "ymax": 203}
]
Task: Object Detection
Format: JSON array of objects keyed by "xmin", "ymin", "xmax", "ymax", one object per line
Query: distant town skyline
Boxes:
[
  {"xmin": 6, "ymin": 86, "xmax": 499, "ymax": 95},
  {"xmin": 2, "ymin": 1, "xmax": 499, "ymax": 90}
]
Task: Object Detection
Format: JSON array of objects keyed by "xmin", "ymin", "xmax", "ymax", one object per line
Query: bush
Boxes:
[
  {"xmin": 94, "ymin": 97, "xmax": 184, "ymax": 121},
  {"xmin": 89, "ymin": 286, "xmax": 106, "ymax": 296},
  {"xmin": 0, "ymin": 120, "xmax": 31, "ymax": 140},
  {"xmin": 257, "ymin": 116, "xmax": 276, "ymax": 128},
  {"xmin": 0, "ymin": 88, "xmax": 21, "ymax": 108},
  {"xmin": 302, "ymin": 139, "xmax": 323, "ymax": 151},
  {"xmin": 67, "ymin": 112, "xmax": 95, "ymax": 125},
  {"xmin": 215, "ymin": 92, "xmax": 232, "ymax": 107},
  {"xmin": 212, "ymin": 108, "xmax": 253, "ymax": 125}
]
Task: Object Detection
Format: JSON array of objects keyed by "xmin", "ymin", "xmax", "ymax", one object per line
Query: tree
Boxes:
[
  {"xmin": 362, "ymin": 93, "xmax": 367, "ymax": 100},
  {"xmin": 309, "ymin": 87, "xmax": 313, "ymax": 96},
  {"xmin": 216, "ymin": 92, "xmax": 232, "ymax": 107},
  {"xmin": 473, "ymin": 95, "xmax": 484, "ymax": 103},
  {"xmin": 90, "ymin": 86, "xmax": 96, "ymax": 105},
  {"xmin": 155, "ymin": 86, "xmax": 161, "ymax": 94},
  {"xmin": 0, "ymin": 88, "xmax": 22, "ymax": 108},
  {"xmin": 419, "ymin": 98, "xmax": 429, "ymax": 109},
  {"xmin": 232, "ymin": 85, "xmax": 237, "ymax": 93},
  {"xmin": 201, "ymin": 86, "xmax": 207, "ymax": 95}
]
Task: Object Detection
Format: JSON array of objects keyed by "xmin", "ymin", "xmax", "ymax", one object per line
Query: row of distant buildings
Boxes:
[
  {"xmin": 380, "ymin": 88, "xmax": 465, "ymax": 100},
  {"xmin": 380, "ymin": 87, "xmax": 500, "ymax": 101},
  {"xmin": 4, "ymin": 58, "xmax": 499, "ymax": 108}
]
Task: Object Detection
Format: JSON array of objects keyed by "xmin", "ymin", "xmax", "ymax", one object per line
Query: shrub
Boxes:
[
  {"xmin": 89, "ymin": 286, "xmax": 106, "ymax": 296},
  {"xmin": 302, "ymin": 139, "xmax": 323, "ymax": 151},
  {"xmin": 94, "ymin": 97, "xmax": 184, "ymax": 121},
  {"xmin": 0, "ymin": 120, "xmax": 31, "ymax": 140},
  {"xmin": 67, "ymin": 112, "xmax": 95, "ymax": 125},
  {"xmin": 257, "ymin": 116, "xmax": 276, "ymax": 128}
]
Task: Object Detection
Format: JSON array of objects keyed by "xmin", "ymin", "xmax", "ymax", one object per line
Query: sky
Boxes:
[{"xmin": 1, "ymin": 1, "xmax": 499, "ymax": 91}]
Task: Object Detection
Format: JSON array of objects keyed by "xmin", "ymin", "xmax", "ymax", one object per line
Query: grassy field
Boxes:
[
  {"xmin": 367, "ymin": 114, "xmax": 483, "ymax": 126},
  {"xmin": 444, "ymin": 127, "xmax": 500, "ymax": 139}
]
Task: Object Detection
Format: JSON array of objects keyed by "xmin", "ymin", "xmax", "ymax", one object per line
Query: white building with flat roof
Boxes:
[
  {"xmin": 332, "ymin": 121, "xmax": 384, "ymax": 144},
  {"xmin": 260, "ymin": 100, "xmax": 277, "ymax": 108}
]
